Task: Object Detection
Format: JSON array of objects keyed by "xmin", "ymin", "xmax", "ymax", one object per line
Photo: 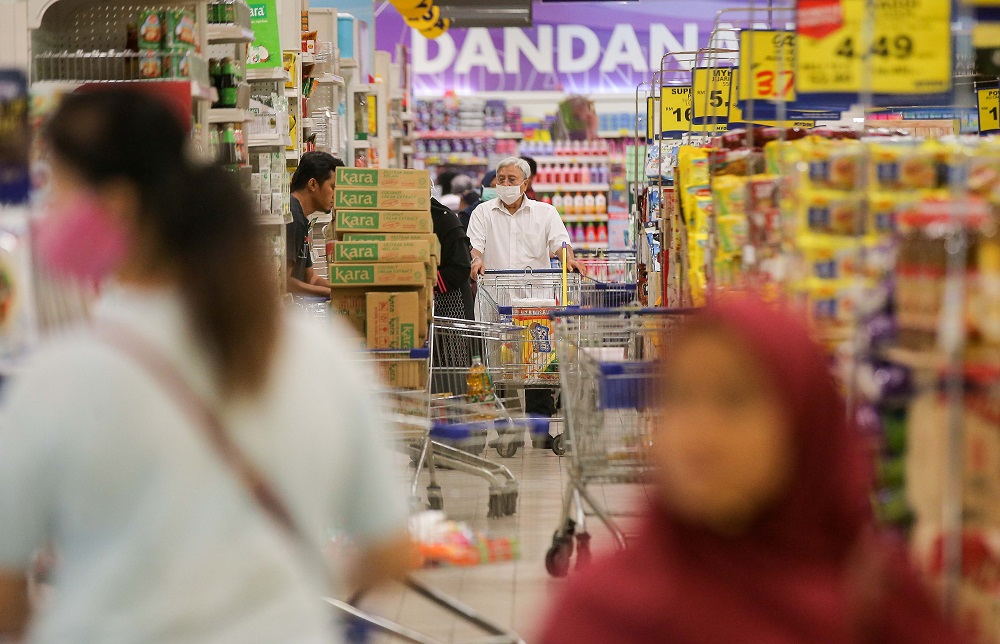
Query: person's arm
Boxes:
[
  {"xmin": 467, "ymin": 207, "xmax": 488, "ymax": 279},
  {"xmin": 548, "ymin": 213, "xmax": 587, "ymax": 274},
  {"xmin": 286, "ymin": 265, "xmax": 331, "ymax": 298}
]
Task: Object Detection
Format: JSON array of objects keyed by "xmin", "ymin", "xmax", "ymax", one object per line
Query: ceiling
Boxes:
[{"xmin": 435, "ymin": 0, "xmax": 533, "ymax": 28}]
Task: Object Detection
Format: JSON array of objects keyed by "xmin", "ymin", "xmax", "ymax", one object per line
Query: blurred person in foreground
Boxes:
[
  {"xmin": 0, "ymin": 90, "xmax": 412, "ymax": 643},
  {"xmin": 539, "ymin": 294, "xmax": 963, "ymax": 643},
  {"xmin": 287, "ymin": 151, "xmax": 343, "ymax": 298}
]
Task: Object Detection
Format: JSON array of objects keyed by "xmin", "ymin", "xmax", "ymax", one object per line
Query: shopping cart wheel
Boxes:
[
  {"xmin": 545, "ymin": 537, "xmax": 574, "ymax": 578},
  {"xmin": 551, "ymin": 434, "xmax": 567, "ymax": 456},
  {"xmin": 496, "ymin": 436, "xmax": 520, "ymax": 458},
  {"xmin": 575, "ymin": 532, "xmax": 592, "ymax": 570},
  {"xmin": 502, "ymin": 490, "xmax": 519, "ymax": 516},
  {"xmin": 488, "ymin": 492, "xmax": 502, "ymax": 518},
  {"xmin": 427, "ymin": 485, "xmax": 443, "ymax": 511}
]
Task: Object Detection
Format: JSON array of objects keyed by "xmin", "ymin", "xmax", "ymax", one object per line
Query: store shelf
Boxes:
[
  {"xmin": 533, "ymin": 183, "xmax": 610, "ymax": 193},
  {"xmin": 208, "ymin": 108, "xmax": 251, "ymax": 124},
  {"xmin": 301, "ymin": 118, "xmax": 315, "ymax": 129},
  {"xmin": 31, "ymin": 79, "xmax": 217, "ymax": 102},
  {"xmin": 247, "ymin": 67, "xmax": 288, "ymax": 82},
  {"xmin": 352, "ymin": 139, "xmax": 372, "ymax": 149},
  {"xmin": 257, "ymin": 213, "xmax": 288, "ymax": 225},
  {"xmin": 401, "ymin": 146, "xmax": 414, "ymax": 154},
  {"xmin": 248, "ymin": 133, "xmax": 290, "ymax": 147},
  {"xmin": 418, "ymin": 156, "xmax": 490, "ymax": 166},
  {"xmin": 287, "ymin": 88, "xmax": 300, "ymax": 98},
  {"xmin": 316, "ymin": 74, "xmax": 345, "ymax": 86},
  {"xmin": 598, "ymin": 130, "xmax": 638, "ymax": 138},
  {"xmin": 572, "ymin": 242, "xmax": 608, "ymax": 251},
  {"xmin": 286, "ymin": 150, "xmax": 300, "ymax": 160},
  {"xmin": 301, "ymin": 53, "xmax": 315, "ymax": 65},
  {"xmin": 400, "ymin": 112, "xmax": 415, "ymax": 122},
  {"xmin": 561, "ymin": 213, "xmax": 610, "ymax": 222},
  {"xmin": 207, "ymin": 24, "xmax": 255, "ymax": 44},
  {"xmin": 414, "ymin": 130, "xmax": 524, "ymax": 140},
  {"xmin": 530, "ymin": 156, "xmax": 611, "ymax": 164},
  {"xmin": 351, "ymin": 84, "xmax": 372, "ymax": 94}
]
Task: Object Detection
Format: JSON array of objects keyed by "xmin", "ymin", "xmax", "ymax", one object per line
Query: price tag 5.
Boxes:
[
  {"xmin": 661, "ymin": 86, "xmax": 693, "ymax": 134},
  {"xmin": 739, "ymin": 30, "xmax": 798, "ymax": 102},
  {"xmin": 693, "ymin": 67, "xmax": 733, "ymax": 121},
  {"xmin": 979, "ymin": 88, "xmax": 1000, "ymax": 134}
]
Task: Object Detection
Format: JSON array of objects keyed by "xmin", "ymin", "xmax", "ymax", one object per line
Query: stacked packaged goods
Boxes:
[{"xmin": 327, "ymin": 167, "xmax": 439, "ymax": 387}]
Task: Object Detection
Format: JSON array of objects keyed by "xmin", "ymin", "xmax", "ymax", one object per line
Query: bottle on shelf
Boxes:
[
  {"xmin": 597, "ymin": 223, "xmax": 608, "ymax": 244},
  {"xmin": 595, "ymin": 192, "xmax": 607, "ymax": 214},
  {"xmin": 573, "ymin": 192, "xmax": 585, "ymax": 216},
  {"xmin": 219, "ymin": 124, "xmax": 239, "ymax": 171},
  {"xmin": 572, "ymin": 223, "xmax": 584, "ymax": 243},
  {"xmin": 584, "ymin": 192, "xmax": 596, "ymax": 215},
  {"xmin": 580, "ymin": 163, "xmax": 591, "ymax": 184},
  {"xmin": 585, "ymin": 222, "xmax": 597, "ymax": 244},
  {"xmin": 219, "ymin": 57, "xmax": 237, "ymax": 109},
  {"xmin": 552, "ymin": 192, "xmax": 564, "ymax": 215},
  {"xmin": 467, "ymin": 355, "xmax": 488, "ymax": 402}
]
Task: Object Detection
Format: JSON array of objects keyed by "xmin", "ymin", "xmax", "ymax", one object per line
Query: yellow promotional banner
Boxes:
[
  {"xmin": 979, "ymin": 87, "xmax": 1000, "ymax": 133},
  {"xmin": 729, "ymin": 69, "xmax": 815, "ymax": 127},
  {"xmin": 404, "ymin": 4, "xmax": 440, "ymax": 29},
  {"xmin": 693, "ymin": 67, "xmax": 733, "ymax": 121},
  {"xmin": 796, "ymin": 0, "xmax": 951, "ymax": 95},
  {"xmin": 393, "ymin": 0, "xmax": 434, "ymax": 19},
  {"xmin": 661, "ymin": 86, "xmax": 693, "ymax": 133},
  {"xmin": 738, "ymin": 30, "xmax": 797, "ymax": 102}
]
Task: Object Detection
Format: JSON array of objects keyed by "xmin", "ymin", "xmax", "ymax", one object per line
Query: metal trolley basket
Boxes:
[{"xmin": 544, "ymin": 307, "xmax": 691, "ymax": 577}]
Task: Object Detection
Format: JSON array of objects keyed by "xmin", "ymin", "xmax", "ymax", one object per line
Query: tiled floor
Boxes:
[{"xmin": 354, "ymin": 438, "xmax": 654, "ymax": 643}]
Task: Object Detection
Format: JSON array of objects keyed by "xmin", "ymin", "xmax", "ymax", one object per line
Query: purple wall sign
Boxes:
[{"xmin": 376, "ymin": 0, "xmax": 764, "ymax": 96}]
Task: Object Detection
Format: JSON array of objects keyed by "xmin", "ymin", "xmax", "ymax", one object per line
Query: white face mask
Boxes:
[{"xmin": 496, "ymin": 184, "xmax": 523, "ymax": 205}]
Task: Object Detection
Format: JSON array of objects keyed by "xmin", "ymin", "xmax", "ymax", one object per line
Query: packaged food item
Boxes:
[
  {"xmin": 511, "ymin": 301, "xmax": 558, "ymax": 382},
  {"xmin": 164, "ymin": 9, "xmax": 197, "ymax": 50},
  {"xmin": 165, "ymin": 49, "xmax": 192, "ymax": 78},
  {"xmin": 334, "ymin": 210, "xmax": 433, "ymax": 234},
  {"xmin": 335, "ymin": 188, "xmax": 431, "ymax": 211},
  {"xmin": 801, "ymin": 191, "xmax": 865, "ymax": 235},
  {"xmin": 138, "ymin": 50, "xmax": 162, "ymax": 78},
  {"xmin": 335, "ymin": 167, "xmax": 431, "ymax": 190},
  {"xmin": 366, "ymin": 291, "xmax": 420, "ymax": 349},
  {"xmin": 138, "ymin": 9, "xmax": 163, "ymax": 49},
  {"xmin": 327, "ymin": 262, "xmax": 427, "ymax": 287},
  {"xmin": 805, "ymin": 142, "xmax": 862, "ymax": 190},
  {"xmin": 871, "ymin": 143, "xmax": 940, "ymax": 191},
  {"xmin": 331, "ymin": 240, "xmax": 431, "ymax": 264},
  {"xmin": 797, "ymin": 234, "xmax": 863, "ymax": 280},
  {"xmin": 340, "ymin": 233, "xmax": 440, "ymax": 257}
]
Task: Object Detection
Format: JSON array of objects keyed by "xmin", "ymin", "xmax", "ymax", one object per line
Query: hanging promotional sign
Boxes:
[
  {"xmin": 247, "ymin": 0, "xmax": 281, "ymax": 69},
  {"xmin": 978, "ymin": 86, "xmax": 1000, "ymax": 134},
  {"xmin": 795, "ymin": 0, "xmax": 951, "ymax": 98},
  {"xmin": 375, "ymin": 0, "xmax": 755, "ymax": 95},
  {"xmin": 692, "ymin": 66, "xmax": 732, "ymax": 125}
]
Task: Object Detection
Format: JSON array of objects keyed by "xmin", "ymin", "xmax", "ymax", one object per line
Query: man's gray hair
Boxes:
[{"xmin": 496, "ymin": 157, "xmax": 531, "ymax": 180}]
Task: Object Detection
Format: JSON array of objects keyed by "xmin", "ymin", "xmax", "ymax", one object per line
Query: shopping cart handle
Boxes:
[
  {"xmin": 481, "ymin": 269, "xmax": 569, "ymax": 275},
  {"xmin": 549, "ymin": 306, "xmax": 699, "ymax": 318}
]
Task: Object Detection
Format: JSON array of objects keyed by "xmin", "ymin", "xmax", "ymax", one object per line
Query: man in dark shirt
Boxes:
[{"xmin": 287, "ymin": 152, "xmax": 343, "ymax": 297}]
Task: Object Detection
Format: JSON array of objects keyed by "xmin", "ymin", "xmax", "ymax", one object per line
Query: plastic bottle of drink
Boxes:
[
  {"xmin": 574, "ymin": 223, "xmax": 585, "ymax": 243},
  {"xmin": 467, "ymin": 356, "xmax": 486, "ymax": 401},
  {"xmin": 597, "ymin": 222, "xmax": 608, "ymax": 243},
  {"xmin": 580, "ymin": 163, "xmax": 591, "ymax": 184},
  {"xmin": 573, "ymin": 192, "xmax": 585, "ymax": 217},
  {"xmin": 595, "ymin": 192, "xmax": 607, "ymax": 214},
  {"xmin": 552, "ymin": 192, "xmax": 564, "ymax": 215},
  {"xmin": 584, "ymin": 192, "xmax": 596, "ymax": 215},
  {"xmin": 585, "ymin": 222, "xmax": 597, "ymax": 244}
]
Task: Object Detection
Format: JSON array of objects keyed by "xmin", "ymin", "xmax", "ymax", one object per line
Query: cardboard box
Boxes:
[
  {"xmin": 330, "ymin": 286, "xmax": 429, "ymax": 340},
  {"xmin": 335, "ymin": 189, "xmax": 431, "ymax": 212},
  {"xmin": 335, "ymin": 210, "xmax": 433, "ymax": 234},
  {"xmin": 328, "ymin": 262, "xmax": 427, "ymax": 288},
  {"xmin": 340, "ymin": 233, "xmax": 440, "ymax": 258},
  {"xmin": 376, "ymin": 358, "xmax": 428, "ymax": 390},
  {"xmin": 366, "ymin": 292, "xmax": 420, "ymax": 349},
  {"xmin": 336, "ymin": 167, "xmax": 431, "ymax": 190},
  {"xmin": 331, "ymin": 240, "xmax": 431, "ymax": 264}
]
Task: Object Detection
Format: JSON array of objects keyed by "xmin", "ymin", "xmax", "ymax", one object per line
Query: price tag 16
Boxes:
[
  {"xmin": 979, "ymin": 88, "xmax": 1000, "ymax": 134},
  {"xmin": 739, "ymin": 30, "xmax": 797, "ymax": 102},
  {"xmin": 693, "ymin": 67, "xmax": 733, "ymax": 122},
  {"xmin": 661, "ymin": 86, "xmax": 693, "ymax": 135}
]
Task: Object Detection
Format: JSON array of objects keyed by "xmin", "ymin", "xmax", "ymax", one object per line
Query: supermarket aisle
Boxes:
[{"xmin": 360, "ymin": 445, "xmax": 652, "ymax": 642}]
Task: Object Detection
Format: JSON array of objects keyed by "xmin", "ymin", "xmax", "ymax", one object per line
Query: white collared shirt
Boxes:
[{"xmin": 467, "ymin": 197, "xmax": 572, "ymax": 270}]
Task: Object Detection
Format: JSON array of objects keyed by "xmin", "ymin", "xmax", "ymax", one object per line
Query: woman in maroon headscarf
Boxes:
[{"xmin": 538, "ymin": 295, "xmax": 963, "ymax": 644}]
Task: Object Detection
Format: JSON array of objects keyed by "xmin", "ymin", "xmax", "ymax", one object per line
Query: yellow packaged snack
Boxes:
[
  {"xmin": 797, "ymin": 234, "xmax": 863, "ymax": 280},
  {"xmin": 801, "ymin": 190, "xmax": 865, "ymax": 235},
  {"xmin": 871, "ymin": 143, "xmax": 939, "ymax": 191},
  {"xmin": 805, "ymin": 140, "xmax": 862, "ymax": 191}
]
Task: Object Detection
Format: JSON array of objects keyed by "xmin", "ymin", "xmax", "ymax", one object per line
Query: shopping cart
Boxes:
[
  {"xmin": 362, "ymin": 347, "xmax": 520, "ymax": 519},
  {"xmin": 544, "ymin": 307, "xmax": 691, "ymax": 577},
  {"xmin": 578, "ymin": 250, "xmax": 640, "ymax": 308},
  {"xmin": 476, "ymin": 269, "xmax": 583, "ymax": 455}
]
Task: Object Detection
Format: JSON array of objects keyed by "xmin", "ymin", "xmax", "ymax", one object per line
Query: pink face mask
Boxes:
[{"xmin": 34, "ymin": 193, "xmax": 131, "ymax": 283}]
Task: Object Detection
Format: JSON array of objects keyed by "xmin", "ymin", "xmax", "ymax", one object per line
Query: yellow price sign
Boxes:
[
  {"xmin": 739, "ymin": 30, "xmax": 797, "ymax": 102},
  {"xmin": 979, "ymin": 88, "xmax": 1000, "ymax": 133},
  {"xmin": 693, "ymin": 67, "xmax": 733, "ymax": 120},
  {"xmin": 646, "ymin": 96, "xmax": 658, "ymax": 139},
  {"xmin": 661, "ymin": 86, "xmax": 693, "ymax": 133},
  {"xmin": 796, "ymin": 0, "xmax": 951, "ymax": 95},
  {"xmin": 729, "ymin": 68, "xmax": 814, "ymax": 127}
]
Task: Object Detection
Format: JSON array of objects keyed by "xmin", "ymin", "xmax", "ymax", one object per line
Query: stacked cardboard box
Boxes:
[{"xmin": 329, "ymin": 168, "xmax": 438, "ymax": 383}]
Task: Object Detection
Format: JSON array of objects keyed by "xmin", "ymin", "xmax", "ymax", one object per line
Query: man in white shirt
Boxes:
[
  {"xmin": 467, "ymin": 157, "xmax": 583, "ymax": 450},
  {"xmin": 468, "ymin": 157, "xmax": 584, "ymax": 277}
]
